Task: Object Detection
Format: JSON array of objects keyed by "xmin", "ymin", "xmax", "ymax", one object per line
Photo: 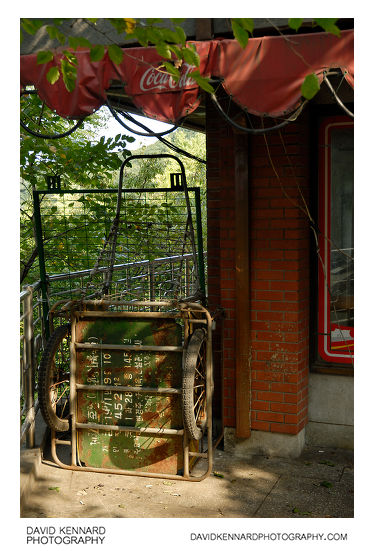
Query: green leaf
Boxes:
[
  {"xmin": 156, "ymin": 42, "xmax": 172, "ymax": 59},
  {"xmin": 174, "ymin": 26, "xmax": 186, "ymax": 45},
  {"xmin": 37, "ymin": 50, "xmax": 54, "ymax": 65},
  {"xmin": 231, "ymin": 19, "xmax": 249, "ymax": 49},
  {"xmin": 46, "ymin": 25, "xmax": 65, "ymax": 44},
  {"xmin": 320, "ymin": 480, "xmax": 333, "ymax": 488},
  {"xmin": 158, "ymin": 28, "xmax": 181, "ymax": 44},
  {"xmin": 237, "ymin": 18, "xmax": 254, "ymax": 33},
  {"xmin": 63, "ymin": 51, "xmax": 78, "ymax": 66},
  {"xmin": 90, "ymin": 45, "xmax": 106, "ymax": 62},
  {"xmin": 162, "ymin": 61, "xmax": 180, "ymax": 82},
  {"xmin": 189, "ymin": 70, "xmax": 214, "ymax": 94},
  {"xmin": 21, "ymin": 19, "xmax": 44, "ymax": 35},
  {"xmin": 60, "ymin": 58, "xmax": 77, "ymax": 92},
  {"xmin": 133, "ymin": 27, "xmax": 149, "ymax": 47},
  {"xmin": 146, "ymin": 27, "xmax": 164, "ymax": 44},
  {"xmin": 288, "ymin": 18, "xmax": 304, "ymax": 31},
  {"xmin": 168, "ymin": 44, "xmax": 183, "ymax": 59},
  {"xmin": 170, "ymin": 18, "xmax": 185, "ymax": 24},
  {"xmin": 292, "ymin": 506, "xmax": 311, "ymax": 516},
  {"xmin": 314, "ymin": 18, "xmax": 341, "ymax": 36},
  {"xmin": 46, "ymin": 66, "xmax": 60, "ymax": 85},
  {"xmin": 68, "ymin": 36, "xmax": 80, "ymax": 50},
  {"xmin": 301, "ymin": 73, "xmax": 320, "ymax": 99},
  {"xmin": 108, "ymin": 18, "xmax": 128, "ymax": 34},
  {"xmin": 108, "ymin": 44, "xmax": 124, "ymax": 65},
  {"xmin": 318, "ymin": 459, "xmax": 335, "ymax": 467},
  {"xmin": 68, "ymin": 36, "xmax": 91, "ymax": 49},
  {"xmin": 182, "ymin": 46, "xmax": 200, "ymax": 67},
  {"xmin": 146, "ymin": 18, "xmax": 163, "ymax": 25}
]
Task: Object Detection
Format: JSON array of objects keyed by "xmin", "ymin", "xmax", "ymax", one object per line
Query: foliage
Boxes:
[
  {"xmin": 289, "ymin": 18, "xmax": 341, "ymax": 36},
  {"xmin": 20, "ymin": 99, "xmax": 136, "ymax": 284},
  {"xmin": 230, "ymin": 19, "xmax": 254, "ymax": 48},
  {"xmin": 20, "ymin": 96, "xmax": 206, "ymax": 287},
  {"xmin": 301, "ymin": 73, "xmax": 321, "ymax": 100}
]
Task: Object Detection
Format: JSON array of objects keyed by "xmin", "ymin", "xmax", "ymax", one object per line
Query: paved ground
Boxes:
[{"xmin": 21, "ymin": 427, "xmax": 353, "ymax": 519}]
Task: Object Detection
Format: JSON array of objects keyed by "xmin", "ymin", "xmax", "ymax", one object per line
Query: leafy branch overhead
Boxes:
[{"xmin": 20, "ymin": 17, "xmax": 341, "ymax": 100}]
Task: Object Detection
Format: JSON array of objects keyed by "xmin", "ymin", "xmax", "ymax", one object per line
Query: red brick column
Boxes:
[
  {"xmin": 249, "ymin": 116, "xmax": 310, "ymax": 436},
  {"xmin": 206, "ymin": 96, "xmax": 310, "ymax": 438}
]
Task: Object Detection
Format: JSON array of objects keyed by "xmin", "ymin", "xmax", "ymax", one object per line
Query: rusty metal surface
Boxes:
[{"xmin": 75, "ymin": 316, "xmax": 185, "ymax": 474}]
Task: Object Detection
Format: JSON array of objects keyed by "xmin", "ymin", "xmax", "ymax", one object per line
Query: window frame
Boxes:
[{"xmin": 317, "ymin": 115, "xmax": 354, "ymax": 365}]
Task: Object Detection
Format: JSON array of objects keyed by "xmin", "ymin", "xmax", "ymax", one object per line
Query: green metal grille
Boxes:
[{"xmin": 33, "ymin": 186, "xmax": 205, "ymax": 303}]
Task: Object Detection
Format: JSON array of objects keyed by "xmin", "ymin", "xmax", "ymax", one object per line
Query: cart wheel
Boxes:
[
  {"xmin": 182, "ymin": 328, "xmax": 208, "ymax": 440},
  {"xmin": 38, "ymin": 324, "xmax": 71, "ymax": 432}
]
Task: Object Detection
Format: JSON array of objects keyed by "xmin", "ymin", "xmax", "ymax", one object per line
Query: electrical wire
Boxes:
[
  {"xmin": 106, "ymin": 100, "xmax": 180, "ymax": 137},
  {"xmin": 21, "ymin": 90, "xmax": 86, "ymax": 139},
  {"xmin": 20, "ymin": 116, "xmax": 85, "ymax": 140},
  {"xmin": 211, "ymin": 93, "xmax": 308, "ymax": 134},
  {"xmin": 107, "ymin": 102, "xmax": 206, "ymax": 164},
  {"xmin": 323, "ymin": 73, "xmax": 354, "ymax": 119}
]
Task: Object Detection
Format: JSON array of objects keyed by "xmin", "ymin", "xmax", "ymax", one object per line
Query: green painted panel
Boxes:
[{"xmin": 75, "ymin": 316, "xmax": 185, "ymax": 473}]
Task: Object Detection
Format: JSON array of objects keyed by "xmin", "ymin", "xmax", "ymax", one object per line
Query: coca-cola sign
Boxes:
[{"xmin": 139, "ymin": 63, "xmax": 197, "ymax": 92}]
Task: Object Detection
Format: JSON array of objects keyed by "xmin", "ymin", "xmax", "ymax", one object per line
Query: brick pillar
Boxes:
[
  {"xmin": 249, "ymin": 114, "xmax": 310, "ymax": 436},
  {"xmin": 206, "ymin": 95, "xmax": 310, "ymax": 440}
]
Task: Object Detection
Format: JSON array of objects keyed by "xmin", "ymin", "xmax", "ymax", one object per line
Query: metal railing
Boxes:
[
  {"xmin": 20, "ymin": 281, "xmax": 45, "ymax": 448},
  {"xmin": 20, "ymin": 252, "xmax": 206, "ymax": 448}
]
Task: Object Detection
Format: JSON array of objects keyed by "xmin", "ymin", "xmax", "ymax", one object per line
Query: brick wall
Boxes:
[{"xmin": 206, "ymin": 97, "xmax": 310, "ymax": 436}]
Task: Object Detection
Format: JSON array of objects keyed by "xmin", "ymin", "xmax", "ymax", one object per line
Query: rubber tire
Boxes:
[
  {"xmin": 38, "ymin": 324, "xmax": 71, "ymax": 432},
  {"xmin": 182, "ymin": 328, "xmax": 208, "ymax": 441}
]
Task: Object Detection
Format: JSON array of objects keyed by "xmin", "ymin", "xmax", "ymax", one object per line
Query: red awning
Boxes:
[{"xmin": 20, "ymin": 29, "xmax": 353, "ymax": 123}]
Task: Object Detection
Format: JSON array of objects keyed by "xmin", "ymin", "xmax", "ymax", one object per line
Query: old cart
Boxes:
[{"xmin": 36, "ymin": 154, "xmax": 215, "ymax": 481}]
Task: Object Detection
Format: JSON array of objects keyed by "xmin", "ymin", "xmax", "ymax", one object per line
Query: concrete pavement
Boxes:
[{"xmin": 20, "ymin": 419, "xmax": 353, "ymax": 519}]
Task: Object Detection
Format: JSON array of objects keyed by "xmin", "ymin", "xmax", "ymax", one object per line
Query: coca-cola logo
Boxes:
[{"xmin": 139, "ymin": 64, "xmax": 197, "ymax": 92}]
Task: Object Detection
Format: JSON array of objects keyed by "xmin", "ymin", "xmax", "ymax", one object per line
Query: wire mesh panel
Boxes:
[
  {"xmin": 34, "ymin": 186, "xmax": 204, "ymax": 305},
  {"xmin": 92, "ymin": 187, "xmax": 202, "ymax": 301},
  {"xmin": 34, "ymin": 189, "xmax": 117, "ymax": 299}
]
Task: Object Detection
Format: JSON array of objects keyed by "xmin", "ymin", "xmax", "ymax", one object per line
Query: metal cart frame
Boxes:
[
  {"xmin": 49, "ymin": 299, "xmax": 214, "ymax": 481},
  {"xmin": 36, "ymin": 154, "xmax": 217, "ymax": 481}
]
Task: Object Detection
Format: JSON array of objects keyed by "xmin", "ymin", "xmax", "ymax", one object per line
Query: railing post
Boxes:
[
  {"xmin": 33, "ymin": 190, "xmax": 50, "ymax": 339},
  {"xmin": 149, "ymin": 261, "xmax": 155, "ymax": 302},
  {"xmin": 24, "ymin": 285, "xmax": 35, "ymax": 448},
  {"xmin": 194, "ymin": 187, "xmax": 206, "ymax": 301}
]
